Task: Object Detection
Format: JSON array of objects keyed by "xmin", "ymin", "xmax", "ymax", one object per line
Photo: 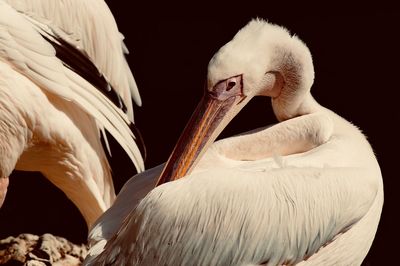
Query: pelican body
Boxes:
[
  {"xmin": 0, "ymin": 0, "xmax": 144, "ymax": 228},
  {"xmin": 85, "ymin": 19, "xmax": 383, "ymax": 265}
]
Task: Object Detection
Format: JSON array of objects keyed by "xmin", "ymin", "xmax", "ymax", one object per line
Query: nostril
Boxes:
[{"xmin": 226, "ymin": 81, "xmax": 236, "ymax": 91}]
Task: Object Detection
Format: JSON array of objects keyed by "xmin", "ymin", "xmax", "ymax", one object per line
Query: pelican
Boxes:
[
  {"xmin": 0, "ymin": 0, "xmax": 144, "ymax": 228},
  {"xmin": 85, "ymin": 19, "xmax": 383, "ymax": 265}
]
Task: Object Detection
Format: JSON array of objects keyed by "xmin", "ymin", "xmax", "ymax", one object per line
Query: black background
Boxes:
[{"xmin": 0, "ymin": 1, "xmax": 398, "ymax": 265}]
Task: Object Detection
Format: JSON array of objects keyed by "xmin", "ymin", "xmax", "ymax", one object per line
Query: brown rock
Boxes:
[{"xmin": 0, "ymin": 234, "xmax": 88, "ymax": 266}]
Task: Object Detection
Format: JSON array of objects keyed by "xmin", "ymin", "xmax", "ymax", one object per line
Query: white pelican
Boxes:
[
  {"xmin": 85, "ymin": 19, "xmax": 383, "ymax": 265},
  {"xmin": 0, "ymin": 0, "xmax": 144, "ymax": 228}
]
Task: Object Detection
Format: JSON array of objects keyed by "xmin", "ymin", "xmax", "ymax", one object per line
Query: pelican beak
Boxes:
[{"xmin": 156, "ymin": 75, "xmax": 246, "ymax": 186}]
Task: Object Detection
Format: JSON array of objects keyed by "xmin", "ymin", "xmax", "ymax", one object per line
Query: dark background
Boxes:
[{"xmin": 0, "ymin": 1, "xmax": 398, "ymax": 265}]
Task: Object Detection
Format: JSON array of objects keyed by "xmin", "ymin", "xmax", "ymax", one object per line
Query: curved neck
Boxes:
[
  {"xmin": 273, "ymin": 92, "xmax": 323, "ymax": 121},
  {"xmin": 268, "ymin": 40, "xmax": 316, "ymax": 121}
]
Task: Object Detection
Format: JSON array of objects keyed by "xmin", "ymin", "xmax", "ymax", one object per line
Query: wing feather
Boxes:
[
  {"xmin": 5, "ymin": 0, "xmax": 141, "ymax": 120},
  {"xmin": 0, "ymin": 2, "xmax": 144, "ymax": 171},
  {"xmin": 86, "ymin": 163, "xmax": 382, "ymax": 265}
]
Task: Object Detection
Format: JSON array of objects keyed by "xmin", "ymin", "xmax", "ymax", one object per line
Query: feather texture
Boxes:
[
  {"xmin": 0, "ymin": 0, "xmax": 144, "ymax": 227},
  {"xmin": 5, "ymin": 0, "xmax": 141, "ymax": 119}
]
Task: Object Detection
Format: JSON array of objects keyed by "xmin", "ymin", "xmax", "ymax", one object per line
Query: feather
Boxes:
[{"xmin": 0, "ymin": 2, "xmax": 144, "ymax": 172}]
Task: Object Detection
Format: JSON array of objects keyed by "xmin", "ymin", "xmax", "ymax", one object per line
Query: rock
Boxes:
[{"xmin": 0, "ymin": 233, "xmax": 88, "ymax": 266}]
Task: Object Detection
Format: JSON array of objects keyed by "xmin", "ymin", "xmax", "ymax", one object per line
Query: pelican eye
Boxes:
[{"xmin": 226, "ymin": 81, "xmax": 236, "ymax": 91}]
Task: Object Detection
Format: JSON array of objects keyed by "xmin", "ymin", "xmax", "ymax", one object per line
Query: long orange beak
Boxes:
[{"xmin": 156, "ymin": 75, "xmax": 246, "ymax": 186}]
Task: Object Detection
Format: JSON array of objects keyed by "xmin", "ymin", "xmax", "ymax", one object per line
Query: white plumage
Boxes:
[
  {"xmin": 85, "ymin": 19, "xmax": 383, "ymax": 265},
  {"xmin": 0, "ymin": 0, "xmax": 144, "ymax": 227}
]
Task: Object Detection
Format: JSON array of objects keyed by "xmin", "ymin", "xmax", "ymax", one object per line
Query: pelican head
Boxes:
[{"xmin": 157, "ymin": 19, "xmax": 316, "ymax": 185}]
